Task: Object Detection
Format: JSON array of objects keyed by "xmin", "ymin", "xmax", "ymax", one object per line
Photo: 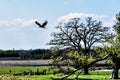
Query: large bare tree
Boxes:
[{"xmin": 48, "ymin": 17, "xmax": 110, "ymax": 75}]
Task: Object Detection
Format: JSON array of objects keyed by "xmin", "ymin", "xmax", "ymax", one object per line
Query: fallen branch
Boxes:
[{"xmin": 62, "ymin": 53, "xmax": 112, "ymax": 79}]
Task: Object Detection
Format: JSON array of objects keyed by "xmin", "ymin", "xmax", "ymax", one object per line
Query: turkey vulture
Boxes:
[{"xmin": 35, "ymin": 20, "xmax": 48, "ymax": 28}]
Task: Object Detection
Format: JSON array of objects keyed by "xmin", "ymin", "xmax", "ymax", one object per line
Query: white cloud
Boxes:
[
  {"xmin": 58, "ymin": 13, "xmax": 116, "ymax": 28},
  {"xmin": 103, "ymin": 16, "xmax": 116, "ymax": 27},
  {"xmin": 0, "ymin": 18, "xmax": 37, "ymax": 27},
  {"xmin": 58, "ymin": 13, "xmax": 107, "ymax": 22}
]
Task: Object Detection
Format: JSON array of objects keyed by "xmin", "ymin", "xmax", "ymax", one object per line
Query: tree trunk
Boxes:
[
  {"xmin": 111, "ymin": 68, "xmax": 119, "ymax": 79},
  {"xmin": 84, "ymin": 65, "xmax": 89, "ymax": 75},
  {"xmin": 110, "ymin": 53, "xmax": 119, "ymax": 79}
]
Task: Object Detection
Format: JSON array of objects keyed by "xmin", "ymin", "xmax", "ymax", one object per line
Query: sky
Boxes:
[{"xmin": 0, "ymin": 0, "xmax": 120, "ymax": 50}]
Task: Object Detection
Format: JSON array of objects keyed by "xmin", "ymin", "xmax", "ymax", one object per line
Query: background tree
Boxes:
[
  {"xmin": 110, "ymin": 12, "xmax": 120, "ymax": 79},
  {"xmin": 48, "ymin": 17, "xmax": 110, "ymax": 75},
  {"xmin": 109, "ymin": 12, "xmax": 120, "ymax": 79},
  {"xmin": 95, "ymin": 12, "xmax": 120, "ymax": 79}
]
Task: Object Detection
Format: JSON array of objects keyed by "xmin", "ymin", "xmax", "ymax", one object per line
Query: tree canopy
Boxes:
[{"xmin": 49, "ymin": 17, "xmax": 109, "ymax": 55}]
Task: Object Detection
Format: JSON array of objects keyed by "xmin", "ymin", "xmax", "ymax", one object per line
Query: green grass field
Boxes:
[{"xmin": 0, "ymin": 66, "xmax": 119, "ymax": 80}]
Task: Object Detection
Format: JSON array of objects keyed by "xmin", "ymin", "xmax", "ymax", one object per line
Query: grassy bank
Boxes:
[{"xmin": 0, "ymin": 66, "xmax": 118, "ymax": 80}]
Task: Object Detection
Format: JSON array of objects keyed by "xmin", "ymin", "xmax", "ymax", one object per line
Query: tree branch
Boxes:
[{"xmin": 62, "ymin": 53, "xmax": 112, "ymax": 79}]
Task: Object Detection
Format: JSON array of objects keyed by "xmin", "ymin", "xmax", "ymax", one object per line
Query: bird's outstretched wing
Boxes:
[
  {"xmin": 41, "ymin": 20, "xmax": 48, "ymax": 27},
  {"xmin": 35, "ymin": 21, "xmax": 42, "ymax": 26},
  {"xmin": 35, "ymin": 20, "xmax": 48, "ymax": 28}
]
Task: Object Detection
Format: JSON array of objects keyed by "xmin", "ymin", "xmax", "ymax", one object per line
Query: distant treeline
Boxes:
[{"xmin": 0, "ymin": 49, "xmax": 52, "ymax": 59}]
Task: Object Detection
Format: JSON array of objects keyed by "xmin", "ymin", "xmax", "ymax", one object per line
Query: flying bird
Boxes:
[{"xmin": 35, "ymin": 20, "xmax": 48, "ymax": 28}]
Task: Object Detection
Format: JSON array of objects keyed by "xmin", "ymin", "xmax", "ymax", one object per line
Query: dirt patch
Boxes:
[
  {"xmin": 0, "ymin": 75, "xmax": 17, "ymax": 79},
  {"xmin": 0, "ymin": 75, "xmax": 34, "ymax": 80}
]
